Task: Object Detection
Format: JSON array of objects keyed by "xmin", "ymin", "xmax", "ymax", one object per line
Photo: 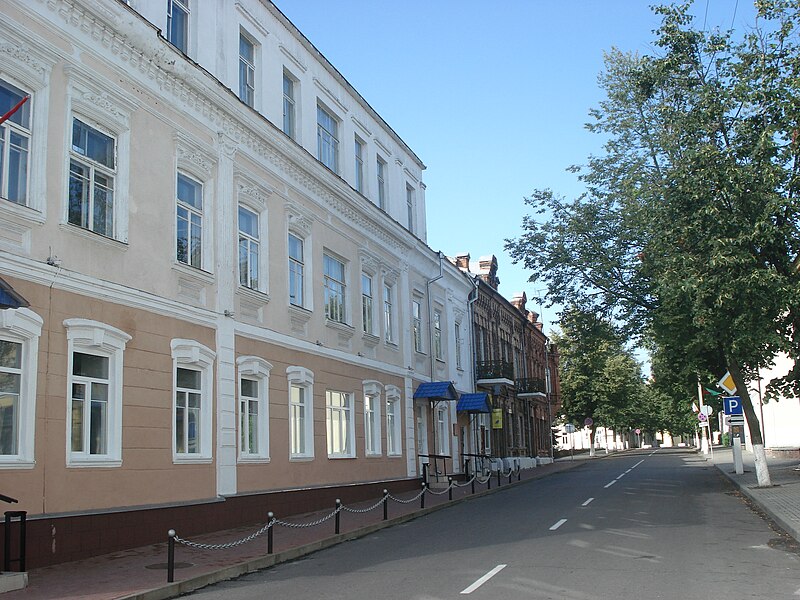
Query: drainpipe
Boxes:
[
  {"xmin": 466, "ymin": 275, "xmax": 480, "ymax": 454},
  {"xmin": 545, "ymin": 338, "xmax": 553, "ymax": 460}
]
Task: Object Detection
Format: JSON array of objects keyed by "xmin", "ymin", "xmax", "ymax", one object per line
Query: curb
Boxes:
[{"xmin": 119, "ymin": 460, "xmax": 587, "ymax": 600}]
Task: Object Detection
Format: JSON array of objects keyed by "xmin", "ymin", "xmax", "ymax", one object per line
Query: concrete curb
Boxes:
[
  {"xmin": 119, "ymin": 460, "xmax": 588, "ymax": 600},
  {"xmin": 712, "ymin": 462, "xmax": 800, "ymax": 543}
]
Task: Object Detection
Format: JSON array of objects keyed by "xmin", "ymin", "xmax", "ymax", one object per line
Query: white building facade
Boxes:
[{"xmin": 0, "ymin": 0, "xmax": 473, "ymax": 567}]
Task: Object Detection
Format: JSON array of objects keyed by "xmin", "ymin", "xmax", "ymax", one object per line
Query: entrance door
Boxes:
[{"xmin": 415, "ymin": 403, "xmax": 428, "ymax": 474}]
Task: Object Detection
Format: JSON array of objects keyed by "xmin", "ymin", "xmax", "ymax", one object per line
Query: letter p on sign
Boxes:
[{"xmin": 724, "ymin": 396, "xmax": 743, "ymax": 415}]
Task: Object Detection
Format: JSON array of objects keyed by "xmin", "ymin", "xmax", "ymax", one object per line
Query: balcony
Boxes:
[
  {"xmin": 475, "ymin": 360, "xmax": 515, "ymax": 386},
  {"xmin": 516, "ymin": 377, "xmax": 547, "ymax": 398}
]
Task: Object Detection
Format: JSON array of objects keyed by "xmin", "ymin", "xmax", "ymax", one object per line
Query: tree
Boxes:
[
  {"xmin": 553, "ymin": 308, "xmax": 647, "ymax": 455},
  {"xmin": 507, "ymin": 1, "xmax": 800, "ymax": 486}
]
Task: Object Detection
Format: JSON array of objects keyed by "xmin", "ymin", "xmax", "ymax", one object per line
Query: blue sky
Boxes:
[{"xmin": 275, "ymin": 1, "xmax": 758, "ymax": 334}]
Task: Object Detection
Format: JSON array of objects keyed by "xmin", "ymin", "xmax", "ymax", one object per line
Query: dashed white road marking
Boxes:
[
  {"xmin": 616, "ymin": 473, "xmax": 626, "ymax": 480},
  {"xmin": 549, "ymin": 518, "xmax": 568, "ymax": 531},
  {"xmin": 604, "ymin": 480, "xmax": 617, "ymax": 488},
  {"xmin": 582, "ymin": 497, "xmax": 595, "ymax": 506},
  {"xmin": 461, "ymin": 564, "xmax": 507, "ymax": 594},
  {"xmin": 632, "ymin": 459, "xmax": 645, "ymax": 468}
]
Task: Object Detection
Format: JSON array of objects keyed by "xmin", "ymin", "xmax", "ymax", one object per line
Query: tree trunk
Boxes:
[
  {"xmin": 589, "ymin": 426, "xmax": 596, "ymax": 457},
  {"xmin": 728, "ymin": 360, "xmax": 772, "ymax": 487}
]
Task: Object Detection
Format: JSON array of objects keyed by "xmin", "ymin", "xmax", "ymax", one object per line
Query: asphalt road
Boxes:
[{"xmin": 186, "ymin": 449, "xmax": 800, "ymax": 599}]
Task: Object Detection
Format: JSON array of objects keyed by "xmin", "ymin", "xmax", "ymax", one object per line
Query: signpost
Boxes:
[
  {"xmin": 724, "ymin": 396, "xmax": 746, "ymax": 474},
  {"xmin": 564, "ymin": 424, "xmax": 576, "ymax": 460}
]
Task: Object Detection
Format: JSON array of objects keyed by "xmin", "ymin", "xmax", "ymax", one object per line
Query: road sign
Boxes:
[
  {"xmin": 564, "ymin": 423, "xmax": 576, "ymax": 434},
  {"xmin": 698, "ymin": 413, "xmax": 708, "ymax": 422},
  {"xmin": 729, "ymin": 414, "xmax": 745, "ymax": 424},
  {"xmin": 584, "ymin": 417, "xmax": 593, "ymax": 427},
  {"xmin": 635, "ymin": 428, "xmax": 641, "ymax": 435},
  {"xmin": 718, "ymin": 372, "xmax": 737, "ymax": 394},
  {"xmin": 700, "ymin": 405, "xmax": 713, "ymax": 416},
  {"xmin": 723, "ymin": 396, "xmax": 743, "ymax": 415}
]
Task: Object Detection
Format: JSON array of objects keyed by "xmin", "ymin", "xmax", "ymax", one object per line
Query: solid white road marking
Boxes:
[
  {"xmin": 582, "ymin": 497, "xmax": 595, "ymax": 506},
  {"xmin": 616, "ymin": 473, "xmax": 626, "ymax": 480},
  {"xmin": 461, "ymin": 564, "xmax": 507, "ymax": 594},
  {"xmin": 549, "ymin": 519, "xmax": 568, "ymax": 531},
  {"xmin": 604, "ymin": 480, "xmax": 617, "ymax": 488}
]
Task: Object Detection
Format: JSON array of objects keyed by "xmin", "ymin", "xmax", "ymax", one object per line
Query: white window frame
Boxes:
[
  {"xmin": 282, "ymin": 71, "xmax": 297, "ymax": 140},
  {"xmin": 436, "ymin": 403, "xmax": 449, "ymax": 456},
  {"xmin": 167, "ymin": 0, "xmax": 190, "ymax": 54},
  {"xmin": 171, "ymin": 339, "xmax": 215, "ymax": 463},
  {"xmin": 406, "ymin": 184, "xmax": 415, "ymax": 234},
  {"xmin": 412, "ymin": 299, "xmax": 422, "ymax": 353},
  {"xmin": 0, "ymin": 78, "xmax": 31, "ymax": 207},
  {"xmin": 376, "ymin": 156, "xmax": 387, "ymax": 210},
  {"xmin": 363, "ymin": 380, "xmax": 382, "ymax": 456},
  {"xmin": 176, "ymin": 171, "xmax": 204, "ymax": 270},
  {"xmin": 0, "ymin": 308, "xmax": 43, "ymax": 468},
  {"xmin": 455, "ymin": 322, "xmax": 463, "ymax": 369},
  {"xmin": 361, "ymin": 272, "xmax": 374, "ymax": 335},
  {"xmin": 326, "ymin": 389, "xmax": 354, "ymax": 458},
  {"xmin": 323, "ymin": 252, "xmax": 347, "ymax": 324},
  {"xmin": 238, "ymin": 30, "xmax": 256, "ymax": 108},
  {"xmin": 354, "ymin": 136, "xmax": 365, "ymax": 193},
  {"xmin": 317, "ymin": 104, "xmax": 339, "ymax": 174},
  {"xmin": 287, "ymin": 366, "xmax": 314, "ymax": 460},
  {"xmin": 286, "ymin": 231, "xmax": 308, "ymax": 308},
  {"xmin": 433, "ymin": 309, "xmax": 443, "ymax": 360},
  {"xmin": 237, "ymin": 356, "xmax": 272, "ymax": 462},
  {"xmin": 383, "ymin": 283, "xmax": 394, "ymax": 344},
  {"xmin": 385, "ymin": 385, "xmax": 402, "ymax": 457},
  {"xmin": 64, "ymin": 319, "xmax": 131, "ymax": 467},
  {"xmin": 238, "ymin": 204, "xmax": 262, "ymax": 291}
]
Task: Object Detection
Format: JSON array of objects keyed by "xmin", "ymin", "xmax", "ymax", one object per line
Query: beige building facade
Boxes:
[{"xmin": 0, "ymin": 0, "xmax": 474, "ymax": 566}]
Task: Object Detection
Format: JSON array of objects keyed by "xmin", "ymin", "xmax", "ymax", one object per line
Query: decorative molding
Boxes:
[
  {"xmin": 374, "ymin": 138, "xmax": 392, "ymax": 157},
  {"xmin": 351, "ymin": 116, "xmax": 372, "ymax": 137},
  {"xmin": 235, "ymin": 1, "xmax": 270, "ymax": 38},
  {"xmin": 236, "ymin": 178, "xmax": 272, "ymax": 211},
  {"xmin": 403, "ymin": 167, "xmax": 420, "ymax": 185},
  {"xmin": 285, "ymin": 203, "xmax": 314, "ymax": 236},
  {"xmin": 314, "ymin": 77, "xmax": 348, "ymax": 115},
  {"xmin": 63, "ymin": 318, "xmax": 131, "ymax": 350},
  {"xmin": 362, "ymin": 379, "xmax": 383, "ymax": 397},
  {"xmin": 288, "ymin": 304, "xmax": 311, "ymax": 335},
  {"xmin": 359, "ymin": 248, "xmax": 380, "ymax": 274},
  {"xmin": 175, "ymin": 132, "xmax": 216, "ymax": 177},
  {"xmin": 237, "ymin": 355, "xmax": 273, "ymax": 378},
  {"xmin": 0, "ymin": 42, "xmax": 47, "ymax": 79},
  {"xmin": 279, "ymin": 44, "xmax": 307, "ymax": 73}
]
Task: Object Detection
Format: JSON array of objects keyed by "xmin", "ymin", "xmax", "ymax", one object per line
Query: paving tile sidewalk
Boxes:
[
  {"xmin": 2, "ymin": 459, "xmax": 589, "ymax": 600},
  {"xmin": 710, "ymin": 446, "xmax": 800, "ymax": 542}
]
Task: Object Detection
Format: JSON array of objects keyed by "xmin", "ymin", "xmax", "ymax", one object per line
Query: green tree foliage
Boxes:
[
  {"xmin": 507, "ymin": 1, "xmax": 800, "ymax": 486},
  {"xmin": 553, "ymin": 308, "xmax": 648, "ymax": 452}
]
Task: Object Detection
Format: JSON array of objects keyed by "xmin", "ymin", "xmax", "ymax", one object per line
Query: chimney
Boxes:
[
  {"xmin": 477, "ymin": 255, "xmax": 500, "ymax": 289},
  {"xmin": 454, "ymin": 253, "xmax": 470, "ymax": 271},
  {"xmin": 510, "ymin": 292, "xmax": 527, "ymax": 313}
]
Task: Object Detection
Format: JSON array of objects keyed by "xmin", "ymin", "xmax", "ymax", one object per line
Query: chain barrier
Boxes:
[
  {"xmin": 453, "ymin": 475, "xmax": 476, "ymax": 487},
  {"xmin": 387, "ymin": 488, "xmax": 426, "ymax": 504},
  {"xmin": 273, "ymin": 506, "xmax": 341, "ymax": 529},
  {"xmin": 426, "ymin": 482, "xmax": 454, "ymax": 496},
  {"xmin": 340, "ymin": 497, "xmax": 387, "ymax": 514},
  {"xmin": 173, "ymin": 518, "xmax": 275, "ymax": 551},
  {"xmin": 475, "ymin": 473, "xmax": 493, "ymax": 484}
]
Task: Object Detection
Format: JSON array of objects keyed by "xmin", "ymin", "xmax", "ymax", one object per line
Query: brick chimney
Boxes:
[
  {"xmin": 477, "ymin": 255, "xmax": 499, "ymax": 289},
  {"xmin": 454, "ymin": 253, "xmax": 470, "ymax": 271},
  {"xmin": 510, "ymin": 292, "xmax": 527, "ymax": 313}
]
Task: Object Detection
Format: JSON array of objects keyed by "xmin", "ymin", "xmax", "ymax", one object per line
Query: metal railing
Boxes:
[
  {"xmin": 516, "ymin": 377, "xmax": 546, "ymax": 395},
  {"xmin": 475, "ymin": 360, "xmax": 515, "ymax": 381}
]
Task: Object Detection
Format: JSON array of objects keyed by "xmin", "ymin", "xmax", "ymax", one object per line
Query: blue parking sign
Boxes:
[{"xmin": 724, "ymin": 396, "xmax": 743, "ymax": 415}]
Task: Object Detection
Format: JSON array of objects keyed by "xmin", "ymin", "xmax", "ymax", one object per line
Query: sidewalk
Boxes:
[
  {"xmin": 1, "ymin": 459, "xmax": 589, "ymax": 600},
  {"xmin": 710, "ymin": 446, "xmax": 800, "ymax": 542}
]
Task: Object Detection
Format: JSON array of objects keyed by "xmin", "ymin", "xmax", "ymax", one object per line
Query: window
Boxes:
[
  {"xmin": 376, "ymin": 156, "xmax": 386, "ymax": 209},
  {"xmin": 326, "ymin": 390, "xmax": 353, "ymax": 458},
  {"xmin": 455, "ymin": 322, "xmax": 463, "ymax": 369},
  {"xmin": 317, "ymin": 105, "xmax": 339, "ymax": 173},
  {"xmin": 167, "ymin": 0, "xmax": 189, "ymax": 53},
  {"xmin": 412, "ymin": 300, "xmax": 422, "ymax": 353},
  {"xmin": 386, "ymin": 385, "xmax": 402, "ymax": 456},
  {"xmin": 176, "ymin": 172, "xmax": 203, "ymax": 268},
  {"xmin": 287, "ymin": 366, "xmax": 314, "ymax": 458},
  {"xmin": 288, "ymin": 233, "xmax": 305, "ymax": 307},
  {"xmin": 0, "ymin": 79, "xmax": 31, "ymax": 206},
  {"xmin": 68, "ymin": 118, "xmax": 116, "ymax": 237},
  {"xmin": 433, "ymin": 309, "xmax": 443, "ymax": 360},
  {"xmin": 171, "ymin": 339, "xmax": 215, "ymax": 462},
  {"xmin": 324, "ymin": 253, "xmax": 346, "ymax": 323},
  {"xmin": 239, "ymin": 33, "xmax": 256, "ymax": 107},
  {"xmin": 237, "ymin": 356, "xmax": 272, "ymax": 461},
  {"xmin": 383, "ymin": 284, "xmax": 394, "ymax": 343},
  {"xmin": 0, "ymin": 308, "xmax": 42, "ymax": 467},
  {"xmin": 436, "ymin": 404, "xmax": 449, "ymax": 455},
  {"xmin": 238, "ymin": 205, "xmax": 259, "ymax": 289},
  {"xmin": 65, "ymin": 319, "xmax": 130, "ymax": 466},
  {"xmin": 406, "ymin": 184, "xmax": 415, "ymax": 234},
  {"xmin": 363, "ymin": 381, "xmax": 382, "ymax": 456},
  {"xmin": 361, "ymin": 273, "xmax": 374, "ymax": 334},
  {"xmin": 354, "ymin": 137, "xmax": 364, "ymax": 193},
  {"xmin": 282, "ymin": 72, "xmax": 296, "ymax": 140}
]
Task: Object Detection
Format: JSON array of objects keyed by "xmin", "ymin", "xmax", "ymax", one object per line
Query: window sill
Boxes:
[
  {"xmin": 173, "ymin": 455, "xmax": 213, "ymax": 465},
  {"xmin": 387, "ymin": 453, "xmax": 403, "ymax": 459},
  {"xmin": 238, "ymin": 455, "xmax": 271, "ymax": 464},
  {"xmin": 289, "ymin": 455, "xmax": 315, "ymax": 462},
  {"xmin": 365, "ymin": 452, "xmax": 383, "ymax": 458},
  {"xmin": 327, "ymin": 454, "xmax": 356, "ymax": 460},
  {"xmin": 237, "ymin": 285, "xmax": 270, "ymax": 304},
  {"xmin": 0, "ymin": 198, "xmax": 45, "ymax": 225},
  {"xmin": 67, "ymin": 458, "xmax": 122, "ymax": 468},
  {"xmin": 171, "ymin": 260, "xmax": 215, "ymax": 283},
  {"xmin": 362, "ymin": 332, "xmax": 380, "ymax": 347},
  {"xmin": 385, "ymin": 340, "xmax": 399, "ymax": 351},
  {"xmin": 61, "ymin": 222, "xmax": 128, "ymax": 250},
  {"xmin": 0, "ymin": 459, "xmax": 35, "ymax": 470}
]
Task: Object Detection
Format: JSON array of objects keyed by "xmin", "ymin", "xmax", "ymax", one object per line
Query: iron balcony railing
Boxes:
[
  {"xmin": 516, "ymin": 377, "xmax": 546, "ymax": 395},
  {"xmin": 475, "ymin": 360, "xmax": 515, "ymax": 382}
]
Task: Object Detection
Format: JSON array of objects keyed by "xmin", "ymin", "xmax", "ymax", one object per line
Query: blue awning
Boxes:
[
  {"xmin": 457, "ymin": 393, "xmax": 491, "ymax": 413},
  {"xmin": 0, "ymin": 276, "xmax": 28, "ymax": 309},
  {"xmin": 413, "ymin": 381, "xmax": 458, "ymax": 401}
]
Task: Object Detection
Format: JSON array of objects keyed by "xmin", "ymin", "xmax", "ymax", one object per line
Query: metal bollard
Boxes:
[
  {"xmin": 421, "ymin": 483, "xmax": 426, "ymax": 509},
  {"xmin": 487, "ymin": 473, "xmax": 491, "ymax": 489},
  {"xmin": 518, "ymin": 467, "xmax": 521, "ymax": 481},
  {"xmin": 267, "ymin": 512, "xmax": 274, "ymax": 554},
  {"xmin": 448, "ymin": 477, "xmax": 453, "ymax": 501},
  {"xmin": 509, "ymin": 470, "xmax": 513, "ymax": 484},
  {"xmin": 335, "ymin": 499, "xmax": 341, "ymax": 534},
  {"xmin": 167, "ymin": 530, "xmax": 176, "ymax": 583},
  {"xmin": 383, "ymin": 490, "xmax": 389, "ymax": 521},
  {"xmin": 471, "ymin": 477, "xmax": 475, "ymax": 495},
  {"xmin": 497, "ymin": 468, "xmax": 501, "ymax": 487}
]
